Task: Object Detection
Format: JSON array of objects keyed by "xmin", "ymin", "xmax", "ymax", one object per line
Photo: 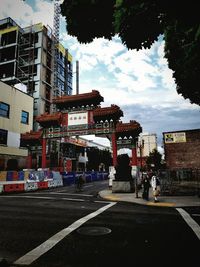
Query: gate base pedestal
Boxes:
[{"xmin": 112, "ymin": 181, "xmax": 134, "ymax": 193}]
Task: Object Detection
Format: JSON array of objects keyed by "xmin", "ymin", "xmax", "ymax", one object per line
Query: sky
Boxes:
[{"xmin": 0, "ymin": 0, "xmax": 199, "ymax": 155}]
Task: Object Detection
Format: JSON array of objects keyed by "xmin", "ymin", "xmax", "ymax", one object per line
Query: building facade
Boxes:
[
  {"xmin": 136, "ymin": 133, "xmax": 157, "ymax": 168},
  {"xmin": 0, "ymin": 17, "xmax": 73, "ymax": 130},
  {"xmin": 0, "ymin": 81, "xmax": 33, "ymax": 170},
  {"xmin": 137, "ymin": 133, "xmax": 157, "ymax": 157},
  {"xmin": 163, "ymin": 129, "xmax": 200, "ymax": 170}
]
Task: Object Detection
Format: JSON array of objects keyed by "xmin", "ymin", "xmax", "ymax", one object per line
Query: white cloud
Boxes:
[
  {"xmin": 1, "ymin": 0, "xmax": 199, "ymax": 151},
  {"xmin": 0, "ymin": 0, "xmax": 54, "ymax": 28}
]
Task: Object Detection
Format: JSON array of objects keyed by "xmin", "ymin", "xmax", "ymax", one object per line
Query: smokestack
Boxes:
[{"xmin": 76, "ymin": 60, "xmax": 79, "ymax": 94}]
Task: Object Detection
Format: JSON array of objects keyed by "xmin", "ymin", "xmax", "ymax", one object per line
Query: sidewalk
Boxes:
[{"xmin": 99, "ymin": 188, "xmax": 200, "ymax": 207}]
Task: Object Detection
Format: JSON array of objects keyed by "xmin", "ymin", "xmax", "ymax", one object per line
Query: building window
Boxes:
[
  {"xmin": 0, "ymin": 102, "xmax": 10, "ymax": 118},
  {"xmin": 0, "ymin": 129, "xmax": 8, "ymax": 145},
  {"xmin": 21, "ymin": 110, "xmax": 29, "ymax": 124}
]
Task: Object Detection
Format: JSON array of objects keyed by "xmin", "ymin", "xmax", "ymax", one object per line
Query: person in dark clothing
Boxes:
[
  {"xmin": 76, "ymin": 174, "xmax": 85, "ymax": 192},
  {"xmin": 142, "ymin": 174, "xmax": 151, "ymax": 200}
]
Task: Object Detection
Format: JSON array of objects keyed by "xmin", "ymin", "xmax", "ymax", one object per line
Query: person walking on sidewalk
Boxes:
[
  {"xmin": 151, "ymin": 173, "xmax": 160, "ymax": 202},
  {"xmin": 142, "ymin": 174, "xmax": 151, "ymax": 200}
]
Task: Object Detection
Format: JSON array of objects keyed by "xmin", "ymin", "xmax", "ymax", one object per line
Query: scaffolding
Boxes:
[
  {"xmin": 0, "ymin": 17, "xmax": 23, "ymax": 83},
  {"xmin": 0, "ymin": 17, "xmax": 36, "ymax": 94},
  {"xmin": 52, "ymin": 0, "xmax": 61, "ymax": 101},
  {"xmin": 17, "ymin": 25, "xmax": 36, "ymax": 95}
]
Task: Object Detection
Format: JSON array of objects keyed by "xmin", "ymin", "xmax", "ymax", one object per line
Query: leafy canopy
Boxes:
[
  {"xmin": 146, "ymin": 148, "xmax": 162, "ymax": 171},
  {"xmin": 61, "ymin": 0, "xmax": 200, "ymax": 105}
]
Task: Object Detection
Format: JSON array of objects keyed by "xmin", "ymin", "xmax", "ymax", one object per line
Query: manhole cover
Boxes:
[{"xmin": 77, "ymin": 226, "xmax": 111, "ymax": 236}]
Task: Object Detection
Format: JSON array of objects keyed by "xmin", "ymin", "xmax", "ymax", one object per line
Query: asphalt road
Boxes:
[{"xmin": 0, "ymin": 180, "xmax": 199, "ymax": 267}]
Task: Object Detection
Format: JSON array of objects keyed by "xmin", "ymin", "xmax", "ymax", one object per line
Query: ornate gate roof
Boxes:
[
  {"xmin": 53, "ymin": 90, "xmax": 104, "ymax": 110},
  {"xmin": 20, "ymin": 130, "xmax": 43, "ymax": 146},
  {"xmin": 116, "ymin": 120, "xmax": 142, "ymax": 138},
  {"xmin": 93, "ymin": 105, "xmax": 123, "ymax": 121},
  {"xmin": 35, "ymin": 112, "xmax": 62, "ymax": 127}
]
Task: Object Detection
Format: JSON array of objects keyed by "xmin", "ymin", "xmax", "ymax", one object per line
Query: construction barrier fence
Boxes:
[
  {"xmin": 61, "ymin": 171, "xmax": 109, "ymax": 186},
  {"xmin": 0, "ymin": 170, "xmax": 109, "ymax": 194},
  {"xmin": 0, "ymin": 170, "xmax": 63, "ymax": 193}
]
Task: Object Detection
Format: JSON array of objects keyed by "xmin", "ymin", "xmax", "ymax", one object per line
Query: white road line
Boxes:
[
  {"xmin": 49, "ymin": 192, "xmax": 93, "ymax": 197},
  {"xmin": 95, "ymin": 200, "xmax": 114, "ymax": 204},
  {"xmin": 0, "ymin": 195, "xmax": 85, "ymax": 202},
  {"xmin": 61, "ymin": 197, "xmax": 85, "ymax": 202},
  {"xmin": 176, "ymin": 208, "xmax": 200, "ymax": 240},
  {"xmin": 14, "ymin": 201, "xmax": 116, "ymax": 265},
  {"xmin": 1, "ymin": 196, "xmax": 56, "ymax": 200}
]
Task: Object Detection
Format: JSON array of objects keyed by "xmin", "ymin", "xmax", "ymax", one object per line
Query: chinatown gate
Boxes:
[{"xmin": 21, "ymin": 90, "xmax": 142, "ymax": 171}]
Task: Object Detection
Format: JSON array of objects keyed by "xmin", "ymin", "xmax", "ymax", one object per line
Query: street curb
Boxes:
[{"xmin": 98, "ymin": 190, "xmax": 200, "ymax": 208}]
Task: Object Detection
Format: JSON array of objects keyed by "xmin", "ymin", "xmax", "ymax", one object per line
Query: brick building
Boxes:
[{"xmin": 163, "ymin": 129, "xmax": 200, "ymax": 170}]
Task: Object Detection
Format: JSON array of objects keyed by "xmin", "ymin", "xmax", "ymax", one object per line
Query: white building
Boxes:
[
  {"xmin": 0, "ymin": 81, "xmax": 33, "ymax": 170},
  {"xmin": 137, "ymin": 133, "xmax": 157, "ymax": 157}
]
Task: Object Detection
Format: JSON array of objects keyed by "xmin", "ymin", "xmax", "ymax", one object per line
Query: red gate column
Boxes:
[
  {"xmin": 111, "ymin": 132, "xmax": 117, "ymax": 167},
  {"xmin": 42, "ymin": 138, "xmax": 47, "ymax": 168},
  {"xmin": 27, "ymin": 151, "xmax": 32, "ymax": 169}
]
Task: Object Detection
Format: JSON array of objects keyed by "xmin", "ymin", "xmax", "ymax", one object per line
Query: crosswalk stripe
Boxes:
[
  {"xmin": 176, "ymin": 208, "xmax": 200, "ymax": 240},
  {"xmin": 14, "ymin": 202, "xmax": 116, "ymax": 265}
]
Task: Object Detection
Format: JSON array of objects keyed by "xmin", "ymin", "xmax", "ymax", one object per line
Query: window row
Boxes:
[
  {"xmin": 0, "ymin": 102, "xmax": 29, "ymax": 124},
  {"xmin": 0, "ymin": 129, "xmax": 7, "ymax": 145}
]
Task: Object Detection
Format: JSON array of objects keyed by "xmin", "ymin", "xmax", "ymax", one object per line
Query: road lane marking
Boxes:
[
  {"xmin": 95, "ymin": 200, "xmax": 114, "ymax": 204},
  {"xmin": 0, "ymin": 195, "xmax": 86, "ymax": 202},
  {"xmin": 84, "ymin": 184, "xmax": 93, "ymax": 188},
  {"xmin": 0, "ymin": 195, "xmax": 56, "ymax": 200},
  {"xmin": 176, "ymin": 208, "xmax": 200, "ymax": 240},
  {"xmin": 61, "ymin": 197, "xmax": 85, "ymax": 202},
  {"xmin": 192, "ymin": 214, "xmax": 200, "ymax": 217},
  {"xmin": 49, "ymin": 192, "xmax": 93, "ymax": 197},
  {"xmin": 14, "ymin": 202, "xmax": 116, "ymax": 265}
]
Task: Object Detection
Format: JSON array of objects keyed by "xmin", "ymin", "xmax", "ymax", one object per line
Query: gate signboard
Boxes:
[
  {"xmin": 44, "ymin": 121, "xmax": 115, "ymax": 139},
  {"xmin": 117, "ymin": 139, "xmax": 135, "ymax": 149}
]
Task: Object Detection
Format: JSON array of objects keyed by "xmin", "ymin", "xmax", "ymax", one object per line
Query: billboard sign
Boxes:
[{"xmin": 164, "ymin": 132, "xmax": 186, "ymax": 143}]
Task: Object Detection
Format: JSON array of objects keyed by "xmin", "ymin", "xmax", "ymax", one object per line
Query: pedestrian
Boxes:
[
  {"xmin": 76, "ymin": 174, "xmax": 85, "ymax": 192},
  {"xmin": 151, "ymin": 172, "xmax": 161, "ymax": 202},
  {"xmin": 141, "ymin": 174, "xmax": 151, "ymax": 200}
]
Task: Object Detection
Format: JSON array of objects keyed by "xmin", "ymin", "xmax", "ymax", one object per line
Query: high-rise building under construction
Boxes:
[{"xmin": 0, "ymin": 17, "xmax": 73, "ymax": 130}]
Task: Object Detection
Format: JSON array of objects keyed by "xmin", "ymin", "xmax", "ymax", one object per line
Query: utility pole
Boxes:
[
  {"xmin": 137, "ymin": 136, "xmax": 144, "ymax": 195},
  {"xmin": 139, "ymin": 139, "xmax": 144, "ymax": 171}
]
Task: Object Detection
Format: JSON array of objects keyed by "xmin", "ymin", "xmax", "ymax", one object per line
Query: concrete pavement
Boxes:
[{"xmin": 99, "ymin": 188, "xmax": 200, "ymax": 207}]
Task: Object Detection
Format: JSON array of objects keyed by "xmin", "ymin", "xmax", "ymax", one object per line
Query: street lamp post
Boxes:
[
  {"xmin": 135, "ymin": 170, "xmax": 138, "ymax": 198},
  {"xmin": 136, "ymin": 137, "xmax": 144, "ymax": 197},
  {"xmin": 139, "ymin": 139, "xmax": 144, "ymax": 171}
]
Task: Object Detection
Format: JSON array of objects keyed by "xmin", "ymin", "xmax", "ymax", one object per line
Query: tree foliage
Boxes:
[
  {"xmin": 146, "ymin": 149, "xmax": 162, "ymax": 171},
  {"xmin": 86, "ymin": 147, "xmax": 112, "ymax": 171},
  {"xmin": 61, "ymin": 0, "xmax": 200, "ymax": 105}
]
